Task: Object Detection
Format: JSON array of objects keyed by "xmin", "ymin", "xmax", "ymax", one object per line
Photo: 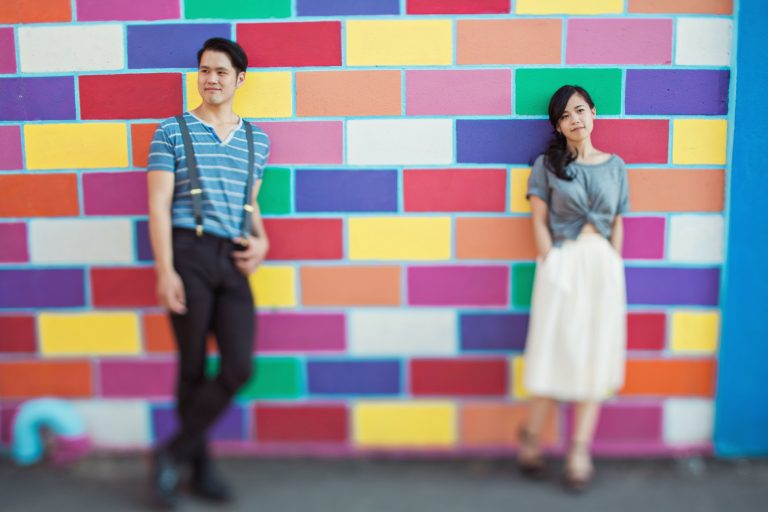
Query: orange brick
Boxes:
[
  {"xmin": 621, "ymin": 359, "xmax": 716, "ymax": 397},
  {"xmin": 629, "ymin": 169, "xmax": 724, "ymax": 212},
  {"xmin": 457, "ymin": 19, "xmax": 562, "ymax": 65},
  {"xmin": 461, "ymin": 403, "xmax": 559, "ymax": 447},
  {"xmin": 296, "ymin": 70, "xmax": 401, "ymax": 117},
  {"xmin": 143, "ymin": 313, "xmax": 175, "ymax": 353},
  {"xmin": 0, "ymin": 0, "xmax": 71, "ymax": 23},
  {"xmin": 131, "ymin": 123, "xmax": 158, "ymax": 169},
  {"xmin": 0, "ymin": 174, "xmax": 79, "ymax": 217},
  {"xmin": 629, "ymin": 0, "xmax": 732, "ymax": 14},
  {"xmin": 0, "ymin": 361, "xmax": 92, "ymax": 398},
  {"xmin": 456, "ymin": 217, "xmax": 537, "ymax": 260},
  {"xmin": 301, "ymin": 266, "xmax": 401, "ymax": 306}
]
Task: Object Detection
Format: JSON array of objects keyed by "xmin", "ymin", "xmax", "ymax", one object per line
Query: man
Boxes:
[{"xmin": 146, "ymin": 37, "xmax": 270, "ymax": 508}]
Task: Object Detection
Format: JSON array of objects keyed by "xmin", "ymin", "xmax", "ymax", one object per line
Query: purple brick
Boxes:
[
  {"xmin": 623, "ymin": 217, "xmax": 665, "ymax": 260},
  {"xmin": 136, "ymin": 220, "xmax": 153, "ymax": 262},
  {"xmin": 457, "ymin": 120, "xmax": 551, "ymax": 164},
  {"xmin": 0, "ymin": 28, "xmax": 16, "ymax": 74},
  {"xmin": 566, "ymin": 403, "xmax": 662, "ymax": 445},
  {"xmin": 0, "ymin": 269, "xmax": 85, "ymax": 308},
  {"xmin": 0, "ymin": 77, "xmax": 76, "ymax": 121},
  {"xmin": 99, "ymin": 361, "xmax": 175, "ymax": 398},
  {"xmin": 307, "ymin": 360, "xmax": 401, "ymax": 395},
  {"xmin": 626, "ymin": 70, "xmax": 730, "ymax": 115},
  {"xmin": 152, "ymin": 404, "xmax": 244, "ymax": 443},
  {"xmin": 295, "ymin": 170, "xmax": 398, "ymax": 212},
  {"xmin": 0, "ymin": 223, "xmax": 28, "ymax": 263},
  {"xmin": 127, "ymin": 24, "xmax": 231, "ymax": 69},
  {"xmin": 77, "ymin": 0, "xmax": 180, "ymax": 21},
  {"xmin": 297, "ymin": 0, "xmax": 400, "ymax": 15},
  {"xmin": 0, "ymin": 126, "xmax": 23, "ymax": 170},
  {"xmin": 460, "ymin": 313, "xmax": 528, "ymax": 351},
  {"xmin": 257, "ymin": 313, "xmax": 346, "ymax": 353},
  {"xmin": 626, "ymin": 267, "xmax": 720, "ymax": 306},
  {"xmin": 83, "ymin": 172, "xmax": 148, "ymax": 215},
  {"xmin": 408, "ymin": 266, "xmax": 509, "ymax": 306}
]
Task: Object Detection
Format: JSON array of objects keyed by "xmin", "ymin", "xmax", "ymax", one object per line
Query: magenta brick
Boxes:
[
  {"xmin": 83, "ymin": 172, "xmax": 148, "ymax": 216},
  {"xmin": 408, "ymin": 266, "xmax": 509, "ymax": 306},
  {"xmin": 260, "ymin": 122, "xmax": 343, "ymax": 165},
  {"xmin": 0, "ymin": 28, "xmax": 16, "ymax": 74},
  {"xmin": 623, "ymin": 217, "xmax": 665, "ymax": 260},
  {"xmin": 567, "ymin": 19, "xmax": 673, "ymax": 65},
  {"xmin": 567, "ymin": 403, "xmax": 663, "ymax": 448},
  {"xmin": 0, "ymin": 126, "xmax": 23, "ymax": 171},
  {"xmin": 99, "ymin": 361, "xmax": 175, "ymax": 398},
  {"xmin": 0, "ymin": 223, "xmax": 28, "ymax": 262},
  {"xmin": 406, "ymin": 70, "xmax": 511, "ymax": 116},
  {"xmin": 76, "ymin": 0, "xmax": 180, "ymax": 21},
  {"xmin": 257, "ymin": 313, "xmax": 346, "ymax": 353}
]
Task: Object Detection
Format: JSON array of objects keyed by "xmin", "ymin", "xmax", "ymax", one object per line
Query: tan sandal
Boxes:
[{"xmin": 516, "ymin": 426, "xmax": 548, "ymax": 479}]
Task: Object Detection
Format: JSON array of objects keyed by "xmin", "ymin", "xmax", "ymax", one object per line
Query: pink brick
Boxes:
[
  {"xmin": 406, "ymin": 70, "xmax": 511, "ymax": 116},
  {"xmin": 0, "ymin": 223, "xmax": 28, "ymax": 262},
  {"xmin": 567, "ymin": 19, "xmax": 672, "ymax": 65},
  {"xmin": 76, "ymin": 0, "xmax": 180, "ymax": 21},
  {"xmin": 567, "ymin": 403, "xmax": 663, "ymax": 452},
  {"xmin": 408, "ymin": 266, "xmax": 509, "ymax": 306},
  {"xmin": 623, "ymin": 217, "xmax": 665, "ymax": 260},
  {"xmin": 83, "ymin": 172, "xmax": 148, "ymax": 216},
  {"xmin": 99, "ymin": 361, "xmax": 175, "ymax": 398},
  {"xmin": 0, "ymin": 28, "xmax": 16, "ymax": 74},
  {"xmin": 260, "ymin": 122, "xmax": 343, "ymax": 165},
  {"xmin": 257, "ymin": 313, "xmax": 346, "ymax": 353},
  {"xmin": 0, "ymin": 126, "xmax": 23, "ymax": 171}
]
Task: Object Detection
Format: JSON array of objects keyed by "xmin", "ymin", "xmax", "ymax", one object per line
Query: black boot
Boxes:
[
  {"xmin": 190, "ymin": 452, "xmax": 233, "ymax": 503},
  {"xmin": 149, "ymin": 450, "xmax": 180, "ymax": 509}
]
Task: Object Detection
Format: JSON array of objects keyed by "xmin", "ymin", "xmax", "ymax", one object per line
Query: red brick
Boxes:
[
  {"xmin": 91, "ymin": 267, "xmax": 157, "ymax": 307},
  {"xmin": 255, "ymin": 405, "xmax": 348, "ymax": 443},
  {"xmin": 263, "ymin": 219, "xmax": 343, "ymax": 260},
  {"xmin": 0, "ymin": 316, "xmax": 36, "ymax": 353},
  {"xmin": 80, "ymin": 74, "xmax": 182, "ymax": 120},
  {"xmin": 592, "ymin": 119, "xmax": 669, "ymax": 164},
  {"xmin": 404, "ymin": 169, "xmax": 507, "ymax": 212},
  {"xmin": 131, "ymin": 123, "xmax": 159, "ymax": 168},
  {"xmin": 627, "ymin": 313, "xmax": 666, "ymax": 351},
  {"xmin": 0, "ymin": 174, "xmax": 79, "ymax": 217},
  {"xmin": 411, "ymin": 359, "xmax": 508, "ymax": 396},
  {"xmin": 408, "ymin": 0, "xmax": 510, "ymax": 14},
  {"xmin": 237, "ymin": 22, "xmax": 342, "ymax": 68}
]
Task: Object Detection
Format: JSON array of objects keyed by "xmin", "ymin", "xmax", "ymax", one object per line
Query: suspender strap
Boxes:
[
  {"xmin": 241, "ymin": 121, "xmax": 258, "ymax": 240},
  {"xmin": 175, "ymin": 115, "xmax": 204, "ymax": 237}
]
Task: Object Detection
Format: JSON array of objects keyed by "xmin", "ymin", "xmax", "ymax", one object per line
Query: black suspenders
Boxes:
[{"xmin": 175, "ymin": 115, "xmax": 257, "ymax": 241}]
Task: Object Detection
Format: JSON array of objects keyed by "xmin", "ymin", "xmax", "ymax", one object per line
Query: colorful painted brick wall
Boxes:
[{"xmin": 0, "ymin": 0, "xmax": 734, "ymax": 456}]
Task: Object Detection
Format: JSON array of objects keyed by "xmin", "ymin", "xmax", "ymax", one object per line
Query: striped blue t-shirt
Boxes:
[{"xmin": 147, "ymin": 112, "xmax": 270, "ymax": 240}]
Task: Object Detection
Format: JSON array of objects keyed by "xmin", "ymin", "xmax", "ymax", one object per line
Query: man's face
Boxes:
[{"xmin": 197, "ymin": 50, "xmax": 244, "ymax": 107}]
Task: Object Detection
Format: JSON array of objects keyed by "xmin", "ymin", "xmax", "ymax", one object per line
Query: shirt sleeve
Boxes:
[
  {"xmin": 526, "ymin": 155, "xmax": 550, "ymax": 203},
  {"xmin": 146, "ymin": 124, "xmax": 176, "ymax": 172},
  {"xmin": 617, "ymin": 161, "xmax": 630, "ymax": 214}
]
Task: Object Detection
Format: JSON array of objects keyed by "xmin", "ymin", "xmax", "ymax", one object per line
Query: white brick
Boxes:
[
  {"xmin": 19, "ymin": 25, "xmax": 124, "ymax": 73},
  {"xmin": 663, "ymin": 399, "xmax": 713, "ymax": 445},
  {"xmin": 668, "ymin": 215, "xmax": 724, "ymax": 263},
  {"xmin": 675, "ymin": 18, "xmax": 732, "ymax": 66},
  {"xmin": 349, "ymin": 309, "xmax": 457, "ymax": 355},
  {"xmin": 347, "ymin": 119, "xmax": 453, "ymax": 165},
  {"xmin": 29, "ymin": 219, "xmax": 134, "ymax": 264},
  {"xmin": 72, "ymin": 400, "xmax": 151, "ymax": 448}
]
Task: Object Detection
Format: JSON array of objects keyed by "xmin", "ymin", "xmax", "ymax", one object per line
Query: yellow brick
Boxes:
[
  {"xmin": 673, "ymin": 119, "xmax": 728, "ymax": 165},
  {"xmin": 671, "ymin": 311, "xmax": 719, "ymax": 353},
  {"xmin": 516, "ymin": 0, "xmax": 623, "ymax": 14},
  {"xmin": 24, "ymin": 123, "xmax": 128, "ymax": 170},
  {"xmin": 347, "ymin": 20, "xmax": 453, "ymax": 66},
  {"xmin": 186, "ymin": 71, "xmax": 293, "ymax": 118},
  {"xmin": 39, "ymin": 312, "xmax": 140, "ymax": 356},
  {"xmin": 354, "ymin": 402, "xmax": 456, "ymax": 447},
  {"xmin": 349, "ymin": 217, "xmax": 451, "ymax": 260},
  {"xmin": 248, "ymin": 266, "xmax": 296, "ymax": 307},
  {"xmin": 511, "ymin": 356, "xmax": 529, "ymax": 399},
  {"xmin": 510, "ymin": 168, "xmax": 532, "ymax": 213}
]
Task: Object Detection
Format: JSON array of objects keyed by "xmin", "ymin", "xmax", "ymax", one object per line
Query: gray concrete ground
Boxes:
[{"xmin": 1, "ymin": 455, "xmax": 767, "ymax": 512}]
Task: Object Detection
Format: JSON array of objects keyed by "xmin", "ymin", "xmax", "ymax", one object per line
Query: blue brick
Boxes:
[
  {"xmin": 152, "ymin": 404, "xmax": 244, "ymax": 443},
  {"xmin": 295, "ymin": 169, "xmax": 398, "ymax": 212},
  {"xmin": 0, "ymin": 77, "xmax": 75, "ymax": 121},
  {"xmin": 135, "ymin": 220, "xmax": 153, "ymax": 262},
  {"xmin": 457, "ymin": 120, "xmax": 551, "ymax": 164},
  {"xmin": 0, "ymin": 269, "xmax": 85, "ymax": 308},
  {"xmin": 127, "ymin": 24, "xmax": 231, "ymax": 69},
  {"xmin": 307, "ymin": 360, "xmax": 401, "ymax": 395},
  {"xmin": 297, "ymin": 0, "xmax": 400, "ymax": 16},
  {"xmin": 626, "ymin": 70, "xmax": 730, "ymax": 115},
  {"xmin": 460, "ymin": 313, "xmax": 529, "ymax": 352},
  {"xmin": 626, "ymin": 267, "xmax": 720, "ymax": 306}
]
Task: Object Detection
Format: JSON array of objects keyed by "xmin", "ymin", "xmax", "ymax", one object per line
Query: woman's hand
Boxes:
[{"xmin": 231, "ymin": 235, "xmax": 269, "ymax": 276}]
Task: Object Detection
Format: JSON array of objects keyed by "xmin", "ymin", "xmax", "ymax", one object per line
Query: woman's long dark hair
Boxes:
[{"xmin": 543, "ymin": 85, "xmax": 596, "ymax": 181}]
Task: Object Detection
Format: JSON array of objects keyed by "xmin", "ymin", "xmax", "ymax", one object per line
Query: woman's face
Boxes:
[{"xmin": 556, "ymin": 93, "xmax": 596, "ymax": 145}]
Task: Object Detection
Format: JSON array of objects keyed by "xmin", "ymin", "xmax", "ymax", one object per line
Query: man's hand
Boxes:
[
  {"xmin": 156, "ymin": 271, "xmax": 187, "ymax": 314},
  {"xmin": 232, "ymin": 235, "xmax": 269, "ymax": 276}
]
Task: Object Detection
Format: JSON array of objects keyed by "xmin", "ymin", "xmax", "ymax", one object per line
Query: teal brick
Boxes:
[
  {"xmin": 512, "ymin": 263, "xmax": 536, "ymax": 308},
  {"xmin": 257, "ymin": 167, "xmax": 291, "ymax": 215},
  {"xmin": 207, "ymin": 357, "xmax": 301, "ymax": 399},
  {"xmin": 515, "ymin": 69, "xmax": 622, "ymax": 115},
  {"xmin": 185, "ymin": 0, "xmax": 292, "ymax": 19}
]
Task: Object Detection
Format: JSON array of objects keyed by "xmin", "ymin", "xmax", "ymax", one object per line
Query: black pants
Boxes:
[{"xmin": 164, "ymin": 228, "xmax": 255, "ymax": 462}]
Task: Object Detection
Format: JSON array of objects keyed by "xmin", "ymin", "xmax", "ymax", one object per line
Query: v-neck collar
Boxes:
[{"xmin": 187, "ymin": 111, "xmax": 243, "ymax": 146}]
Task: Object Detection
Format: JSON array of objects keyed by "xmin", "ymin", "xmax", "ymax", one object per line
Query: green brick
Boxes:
[
  {"xmin": 512, "ymin": 263, "xmax": 536, "ymax": 308},
  {"xmin": 207, "ymin": 357, "xmax": 301, "ymax": 399},
  {"xmin": 185, "ymin": 0, "xmax": 291, "ymax": 19},
  {"xmin": 515, "ymin": 69, "xmax": 622, "ymax": 115},
  {"xmin": 257, "ymin": 167, "xmax": 291, "ymax": 215}
]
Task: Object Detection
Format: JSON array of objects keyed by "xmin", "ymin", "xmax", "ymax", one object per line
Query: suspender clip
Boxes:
[
  {"xmin": 190, "ymin": 188, "xmax": 202, "ymax": 195},
  {"xmin": 195, "ymin": 225, "xmax": 203, "ymax": 237},
  {"xmin": 243, "ymin": 204, "xmax": 254, "ymax": 212}
]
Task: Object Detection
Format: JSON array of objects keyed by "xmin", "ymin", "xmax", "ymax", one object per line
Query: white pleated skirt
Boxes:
[{"xmin": 523, "ymin": 233, "xmax": 627, "ymax": 402}]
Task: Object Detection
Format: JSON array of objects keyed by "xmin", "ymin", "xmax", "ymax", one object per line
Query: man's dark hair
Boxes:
[{"xmin": 197, "ymin": 38, "xmax": 248, "ymax": 74}]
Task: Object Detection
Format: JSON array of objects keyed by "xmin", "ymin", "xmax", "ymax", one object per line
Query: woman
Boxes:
[{"xmin": 517, "ymin": 85, "xmax": 629, "ymax": 492}]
